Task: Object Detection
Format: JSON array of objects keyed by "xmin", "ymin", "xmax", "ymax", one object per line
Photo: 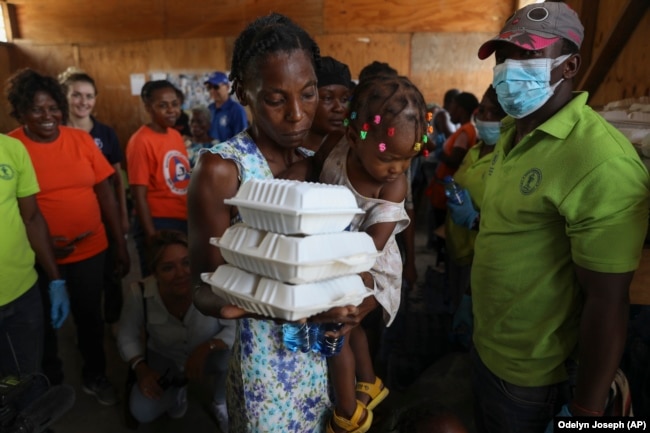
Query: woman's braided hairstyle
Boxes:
[
  {"xmin": 229, "ymin": 13, "xmax": 321, "ymax": 95},
  {"xmin": 348, "ymin": 74, "xmax": 428, "ymax": 146}
]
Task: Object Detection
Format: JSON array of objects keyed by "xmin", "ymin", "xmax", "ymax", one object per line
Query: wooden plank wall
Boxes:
[
  {"xmin": 566, "ymin": 0, "xmax": 650, "ymax": 107},
  {"xmin": 0, "ymin": 44, "xmax": 12, "ymax": 130},
  {"xmin": 588, "ymin": 4, "xmax": 650, "ymax": 106},
  {"xmin": 1, "ymin": 0, "xmax": 647, "ymax": 145},
  {"xmin": 0, "ymin": 0, "xmax": 511, "ymax": 146},
  {"xmin": 411, "ymin": 33, "xmax": 496, "ymax": 108}
]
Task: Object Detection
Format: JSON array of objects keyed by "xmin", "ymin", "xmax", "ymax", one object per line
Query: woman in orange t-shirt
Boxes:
[
  {"xmin": 126, "ymin": 80, "xmax": 190, "ymax": 276},
  {"xmin": 6, "ymin": 68, "xmax": 129, "ymax": 405}
]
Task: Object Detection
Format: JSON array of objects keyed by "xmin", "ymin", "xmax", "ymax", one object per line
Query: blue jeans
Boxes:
[
  {"xmin": 0, "ymin": 283, "xmax": 48, "ymax": 410},
  {"xmin": 128, "ymin": 348, "xmax": 230, "ymax": 423},
  {"xmin": 471, "ymin": 348, "xmax": 570, "ymax": 433}
]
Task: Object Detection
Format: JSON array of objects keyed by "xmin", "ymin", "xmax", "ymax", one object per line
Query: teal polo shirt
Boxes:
[{"xmin": 472, "ymin": 92, "xmax": 650, "ymax": 386}]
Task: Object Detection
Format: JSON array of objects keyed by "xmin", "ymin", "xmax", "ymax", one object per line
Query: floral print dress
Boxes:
[{"xmin": 204, "ymin": 132, "xmax": 332, "ymax": 432}]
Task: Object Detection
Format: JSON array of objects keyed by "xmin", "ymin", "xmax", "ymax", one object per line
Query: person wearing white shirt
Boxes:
[{"xmin": 117, "ymin": 230, "xmax": 234, "ymax": 431}]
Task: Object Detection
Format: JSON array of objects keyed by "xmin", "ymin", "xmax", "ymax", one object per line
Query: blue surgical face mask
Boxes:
[
  {"xmin": 492, "ymin": 54, "xmax": 571, "ymax": 119},
  {"xmin": 475, "ymin": 119, "xmax": 501, "ymax": 146}
]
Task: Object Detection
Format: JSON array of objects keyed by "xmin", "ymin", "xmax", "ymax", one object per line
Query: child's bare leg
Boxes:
[
  {"xmin": 349, "ymin": 325, "xmax": 378, "ymax": 405},
  {"xmin": 328, "ymin": 335, "xmax": 368, "ymax": 431}
]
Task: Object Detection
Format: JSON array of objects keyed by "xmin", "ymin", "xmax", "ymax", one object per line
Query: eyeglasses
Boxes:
[{"xmin": 206, "ymin": 84, "xmax": 221, "ymax": 90}]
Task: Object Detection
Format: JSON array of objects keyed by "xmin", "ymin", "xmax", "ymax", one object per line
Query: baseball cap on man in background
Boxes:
[
  {"xmin": 204, "ymin": 71, "xmax": 229, "ymax": 87},
  {"xmin": 204, "ymin": 70, "xmax": 249, "ymax": 141},
  {"xmin": 478, "ymin": 2, "xmax": 584, "ymax": 60}
]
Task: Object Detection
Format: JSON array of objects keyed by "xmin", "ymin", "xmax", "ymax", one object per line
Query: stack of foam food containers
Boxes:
[{"xmin": 201, "ymin": 178, "xmax": 379, "ymax": 355}]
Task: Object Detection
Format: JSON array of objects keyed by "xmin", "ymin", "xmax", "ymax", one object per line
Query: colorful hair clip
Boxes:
[
  {"xmin": 379, "ymin": 143, "xmax": 387, "ymax": 152},
  {"xmin": 373, "ymin": 115, "xmax": 381, "ymax": 125},
  {"xmin": 413, "ymin": 142, "xmax": 422, "ymax": 152},
  {"xmin": 362, "ymin": 123, "xmax": 370, "ymax": 131},
  {"xmin": 387, "ymin": 127, "xmax": 395, "ymax": 137},
  {"xmin": 343, "ymin": 118, "xmax": 350, "ymax": 127},
  {"xmin": 426, "ymin": 112, "xmax": 433, "ymax": 122},
  {"xmin": 427, "ymin": 125, "xmax": 433, "ymax": 134},
  {"xmin": 423, "ymin": 135, "xmax": 428, "ymax": 144},
  {"xmin": 360, "ymin": 131, "xmax": 368, "ymax": 140},
  {"xmin": 350, "ymin": 112, "xmax": 357, "ymax": 120}
]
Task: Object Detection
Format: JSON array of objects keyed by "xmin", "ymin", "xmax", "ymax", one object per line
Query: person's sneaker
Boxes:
[
  {"xmin": 82, "ymin": 375, "xmax": 118, "ymax": 406},
  {"xmin": 167, "ymin": 386, "xmax": 188, "ymax": 419},
  {"xmin": 210, "ymin": 400, "xmax": 229, "ymax": 432}
]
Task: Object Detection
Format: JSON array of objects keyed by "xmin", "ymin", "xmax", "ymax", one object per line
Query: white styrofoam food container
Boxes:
[
  {"xmin": 201, "ymin": 265, "xmax": 372, "ymax": 321},
  {"xmin": 223, "ymin": 179, "xmax": 363, "ymax": 235},
  {"xmin": 211, "ymin": 224, "xmax": 379, "ymax": 284}
]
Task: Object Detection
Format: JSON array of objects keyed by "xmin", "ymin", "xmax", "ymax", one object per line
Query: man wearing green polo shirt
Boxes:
[
  {"xmin": 0, "ymin": 133, "xmax": 69, "ymax": 410},
  {"xmin": 448, "ymin": 3, "xmax": 650, "ymax": 432}
]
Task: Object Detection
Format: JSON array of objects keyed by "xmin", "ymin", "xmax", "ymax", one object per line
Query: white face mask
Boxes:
[{"xmin": 492, "ymin": 54, "xmax": 572, "ymax": 119}]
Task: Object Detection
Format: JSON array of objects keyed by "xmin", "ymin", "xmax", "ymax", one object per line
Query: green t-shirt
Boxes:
[
  {"xmin": 0, "ymin": 134, "xmax": 40, "ymax": 306},
  {"xmin": 472, "ymin": 92, "xmax": 650, "ymax": 386}
]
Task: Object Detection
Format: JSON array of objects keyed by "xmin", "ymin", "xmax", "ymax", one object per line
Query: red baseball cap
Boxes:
[{"xmin": 478, "ymin": 2, "xmax": 584, "ymax": 60}]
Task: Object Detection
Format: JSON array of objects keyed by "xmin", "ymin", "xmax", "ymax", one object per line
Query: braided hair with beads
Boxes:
[{"xmin": 347, "ymin": 74, "xmax": 428, "ymax": 151}]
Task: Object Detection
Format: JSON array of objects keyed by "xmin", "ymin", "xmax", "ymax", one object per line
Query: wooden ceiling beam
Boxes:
[
  {"xmin": 578, "ymin": 0, "xmax": 649, "ymax": 96},
  {"xmin": 572, "ymin": 0, "xmax": 600, "ymax": 87}
]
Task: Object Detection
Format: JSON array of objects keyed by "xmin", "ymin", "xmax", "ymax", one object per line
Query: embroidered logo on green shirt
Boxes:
[
  {"xmin": 0, "ymin": 164, "xmax": 15, "ymax": 180},
  {"xmin": 520, "ymin": 168, "xmax": 542, "ymax": 195}
]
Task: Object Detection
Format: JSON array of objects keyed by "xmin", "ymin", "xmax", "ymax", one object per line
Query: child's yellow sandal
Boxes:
[
  {"xmin": 355, "ymin": 377, "xmax": 389, "ymax": 411},
  {"xmin": 326, "ymin": 400, "xmax": 373, "ymax": 433}
]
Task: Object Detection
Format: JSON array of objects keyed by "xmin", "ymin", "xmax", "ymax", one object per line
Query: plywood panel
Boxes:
[
  {"xmin": 75, "ymin": 37, "xmax": 229, "ymax": 148},
  {"xmin": 11, "ymin": 0, "xmax": 324, "ymax": 44},
  {"xmin": 9, "ymin": 42, "xmax": 75, "ymax": 75},
  {"xmin": 593, "ymin": 0, "xmax": 626, "ymax": 53},
  {"xmin": 10, "ymin": 0, "xmax": 511, "ymax": 44},
  {"xmin": 165, "ymin": 0, "xmax": 324, "ymax": 39},
  {"xmin": 163, "ymin": 1, "xmax": 248, "ymax": 39},
  {"xmin": 589, "ymin": 10, "xmax": 650, "ymax": 106},
  {"xmin": 12, "ymin": 0, "xmax": 167, "ymax": 43},
  {"xmin": 0, "ymin": 44, "xmax": 17, "ymax": 133},
  {"xmin": 237, "ymin": 2, "xmax": 323, "ymax": 37},
  {"xmin": 566, "ymin": 0, "xmax": 650, "ymax": 105},
  {"xmin": 410, "ymin": 32, "xmax": 495, "ymax": 106},
  {"xmin": 315, "ymin": 33, "xmax": 411, "ymax": 79},
  {"xmin": 144, "ymin": 38, "xmax": 228, "ymax": 71},
  {"xmin": 324, "ymin": 0, "xmax": 511, "ymax": 33}
]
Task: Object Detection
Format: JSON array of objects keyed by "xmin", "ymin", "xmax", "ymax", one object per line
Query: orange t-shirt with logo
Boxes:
[
  {"xmin": 126, "ymin": 126, "xmax": 190, "ymax": 220},
  {"xmin": 9, "ymin": 126, "xmax": 114, "ymax": 264},
  {"xmin": 429, "ymin": 122, "xmax": 478, "ymax": 210}
]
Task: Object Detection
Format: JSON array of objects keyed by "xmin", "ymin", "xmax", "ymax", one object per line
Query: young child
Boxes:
[{"xmin": 288, "ymin": 73, "xmax": 429, "ymax": 433}]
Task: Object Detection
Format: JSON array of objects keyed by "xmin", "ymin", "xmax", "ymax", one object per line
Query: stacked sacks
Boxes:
[{"xmin": 201, "ymin": 178, "xmax": 379, "ymax": 353}]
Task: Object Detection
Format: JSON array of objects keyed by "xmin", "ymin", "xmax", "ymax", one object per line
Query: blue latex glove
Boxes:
[
  {"xmin": 544, "ymin": 404, "xmax": 572, "ymax": 433},
  {"xmin": 447, "ymin": 189, "xmax": 479, "ymax": 229},
  {"xmin": 49, "ymin": 280, "xmax": 70, "ymax": 329}
]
